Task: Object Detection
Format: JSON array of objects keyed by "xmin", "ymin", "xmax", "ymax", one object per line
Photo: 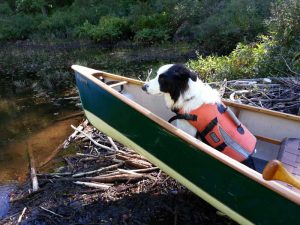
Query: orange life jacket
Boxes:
[{"xmin": 171, "ymin": 102, "xmax": 256, "ymax": 162}]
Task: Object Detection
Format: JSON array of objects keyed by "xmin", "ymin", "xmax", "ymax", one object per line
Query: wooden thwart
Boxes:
[
  {"xmin": 255, "ymin": 135, "xmax": 281, "ymax": 145},
  {"xmin": 108, "ymin": 81, "xmax": 128, "ymax": 88}
]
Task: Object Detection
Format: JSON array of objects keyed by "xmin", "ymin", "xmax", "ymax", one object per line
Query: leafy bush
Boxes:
[
  {"xmin": 134, "ymin": 28, "xmax": 170, "ymax": 43},
  {"xmin": 16, "ymin": 0, "xmax": 47, "ymax": 14},
  {"xmin": 188, "ymin": 39, "xmax": 269, "ymax": 82},
  {"xmin": 131, "ymin": 13, "xmax": 170, "ymax": 31},
  {"xmin": 193, "ymin": 0, "xmax": 272, "ymax": 52},
  {"xmin": 0, "ymin": 2, "xmax": 13, "ymax": 15},
  {"xmin": 267, "ymin": 0, "xmax": 300, "ymax": 46},
  {"xmin": 188, "ymin": 0, "xmax": 300, "ymax": 81},
  {"xmin": 0, "ymin": 14, "xmax": 41, "ymax": 40},
  {"xmin": 263, "ymin": 0, "xmax": 300, "ymax": 75},
  {"xmin": 38, "ymin": 7, "xmax": 99, "ymax": 37},
  {"xmin": 76, "ymin": 16, "xmax": 130, "ymax": 42},
  {"xmin": 0, "ymin": 0, "xmax": 274, "ymax": 49},
  {"xmin": 131, "ymin": 13, "xmax": 171, "ymax": 43}
]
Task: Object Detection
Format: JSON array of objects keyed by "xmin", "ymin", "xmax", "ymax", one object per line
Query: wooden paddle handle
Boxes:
[{"xmin": 263, "ymin": 160, "xmax": 300, "ymax": 189}]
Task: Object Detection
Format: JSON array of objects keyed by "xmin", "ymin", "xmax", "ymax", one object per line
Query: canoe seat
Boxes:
[{"xmin": 277, "ymin": 138, "xmax": 300, "ymax": 192}]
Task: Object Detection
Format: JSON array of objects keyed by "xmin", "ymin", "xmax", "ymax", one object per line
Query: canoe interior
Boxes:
[{"xmin": 95, "ymin": 73, "xmax": 300, "ymax": 192}]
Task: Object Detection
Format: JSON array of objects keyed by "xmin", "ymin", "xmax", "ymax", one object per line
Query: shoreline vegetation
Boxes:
[
  {"xmin": 0, "ymin": 40, "xmax": 198, "ymax": 96},
  {"xmin": 0, "ymin": 0, "xmax": 298, "ymax": 94}
]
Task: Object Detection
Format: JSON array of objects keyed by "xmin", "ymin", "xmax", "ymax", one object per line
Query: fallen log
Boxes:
[
  {"xmin": 86, "ymin": 174, "xmax": 147, "ymax": 183},
  {"xmin": 55, "ymin": 111, "xmax": 84, "ymax": 121},
  {"xmin": 17, "ymin": 207, "xmax": 27, "ymax": 225},
  {"xmin": 71, "ymin": 124, "xmax": 115, "ymax": 153},
  {"xmin": 72, "ymin": 162, "xmax": 124, "ymax": 178},
  {"xmin": 116, "ymin": 154, "xmax": 152, "ymax": 168},
  {"xmin": 73, "ymin": 181, "xmax": 112, "ymax": 190},
  {"xmin": 107, "ymin": 136, "xmax": 120, "ymax": 151},
  {"xmin": 40, "ymin": 206, "xmax": 64, "ymax": 218},
  {"xmin": 26, "ymin": 142, "xmax": 39, "ymax": 192},
  {"xmin": 40, "ymin": 171, "xmax": 152, "ymax": 183},
  {"xmin": 64, "ymin": 120, "xmax": 88, "ymax": 148},
  {"xmin": 10, "ymin": 188, "xmax": 44, "ymax": 203}
]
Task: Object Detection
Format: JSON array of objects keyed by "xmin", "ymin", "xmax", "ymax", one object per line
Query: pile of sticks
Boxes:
[
  {"xmin": 218, "ymin": 77, "xmax": 300, "ymax": 115},
  {"xmin": 4, "ymin": 120, "xmax": 209, "ymax": 224},
  {"xmin": 36, "ymin": 120, "xmax": 161, "ymax": 190}
]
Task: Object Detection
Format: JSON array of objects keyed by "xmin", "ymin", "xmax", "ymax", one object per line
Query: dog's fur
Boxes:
[{"xmin": 142, "ymin": 64, "xmax": 221, "ymax": 137}]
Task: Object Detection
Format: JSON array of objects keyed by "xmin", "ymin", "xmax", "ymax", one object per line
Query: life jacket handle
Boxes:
[{"xmin": 217, "ymin": 103, "xmax": 244, "ymax": 134}]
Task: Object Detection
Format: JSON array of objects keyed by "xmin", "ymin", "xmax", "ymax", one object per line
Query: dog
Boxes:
[
  {"xmin": 142, "ymin": 64, "xmax": 256, "ymax": 168},
  {"xmin": 142, "ymin": 64, "xmax": 220, "ymax": 136}
]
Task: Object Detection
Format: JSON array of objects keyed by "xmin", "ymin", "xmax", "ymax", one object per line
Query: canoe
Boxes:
[{"xmin": 72, "ymin": 65, "xmax": 300, "ymax": 225}]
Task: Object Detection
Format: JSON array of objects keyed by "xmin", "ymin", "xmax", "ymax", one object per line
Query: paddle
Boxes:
[{"xmin": 262, "ymin": 160, "xmax": 300, "ymax": 189}]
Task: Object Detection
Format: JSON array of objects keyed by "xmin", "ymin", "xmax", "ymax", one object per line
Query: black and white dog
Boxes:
[
  {"xmin": 142, "ymin": 64, "xmax": 256, "ymax": 168},
  {"xmin": 142, "ymin": 64, "xmax": 220, "ymax": 137}
]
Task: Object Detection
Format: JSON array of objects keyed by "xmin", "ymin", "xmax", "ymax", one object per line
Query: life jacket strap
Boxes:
[
  {"xmin": 196, "ymin": 117, "xmax": 226, "ymax": 148},
  {"xmin": 199, "ymin": 117, "xmax": 218, "ymax": 137},
  {"xmin": 168, "ymin": 113, "xmax": 197, "ymax": 123},
  {"xmin": 196, "ymin": 129, "xmax": 227, "ymax": 152},
  {"xmin": 215, "ymin": 142, "xmax": 227, "ymax": 151}
]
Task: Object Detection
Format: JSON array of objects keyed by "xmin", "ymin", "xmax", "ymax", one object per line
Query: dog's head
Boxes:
[{"xmin": 142, "ymin": 64, "xmax": 198, "ymax": 102}]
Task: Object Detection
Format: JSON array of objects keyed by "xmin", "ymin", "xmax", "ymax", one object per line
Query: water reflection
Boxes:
[
  {"xmin": 0, "ymin": 91, "xmax": 81, "ymax": 183},
  {"xmin": 0, "ymin": 117, "xmax": 81, "ymax": 182}
]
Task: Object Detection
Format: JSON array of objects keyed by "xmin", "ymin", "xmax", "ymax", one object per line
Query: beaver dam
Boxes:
[
  {"xmin": 2, "ymin": 118, "xmax": 236, "ymax": 225},
  {"xmin": 2, "ymin": 77, "xmax": 300, "ymax": 225}
]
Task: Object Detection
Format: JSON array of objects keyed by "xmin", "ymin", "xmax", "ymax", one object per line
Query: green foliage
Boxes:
[
  {"xmin": 77, "ymin": 16, "xmax": 130, "ymax": 42},
  {"xmin": 134, "ymin": 28, "xmax": 170, "ymax": 43},
  {"xmin": 0, "ymin": 14, "xmax": 41, "ymax": 40},
  {"xmin": 267, "ymin": 0, "xmax": 300, "ymax": 46},
  {"xmin": 0, "ymin": 2, "xmax": 13, "ymax": 15},
  {"xmin": 36, "ymin": 5, "xmax": 100, "ymax": 38},
  {"xmin": 131, "ymin": 13, "xmax": 170, "ymax": 31},
  {"xmin": 193, "ymin": 0, "xmax": 272, "ymax": 52},
  {"xmin": 38, "ymin": 8, "xmax": 83, "ymax": 36},
  {"xmin": 263, "ymin": 0, "xmax": 300, "ymax": 75},
  {"xmin": 0, "ymin": 0, "xmax": 274, "ymax": 48},
  {"xmin": 188, "ymin": 39, "xmax": 270, "ymax": 82},
  {"xmin": 15, "ymin": 0, "xmax": 74, "ymax": 13},
  {"xmin": 131, "ymin": 13, "xmax": 171, "ymax": 43},
  {"xmin": 189, "ymin": 0, "xmax": 300, "ymax": 81},
  {"xmin": 16, "ymin": 0, "xmax": 47, "ymax": 13}
]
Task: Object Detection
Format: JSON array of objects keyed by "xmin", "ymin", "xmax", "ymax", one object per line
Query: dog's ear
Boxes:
[
  {"xmin": 186, "ymin": 70, "xmax": 198, "ymax": 82},
  {"xmin": 177, "ymin": 65, "xmax": 198, "ymax": 82}
]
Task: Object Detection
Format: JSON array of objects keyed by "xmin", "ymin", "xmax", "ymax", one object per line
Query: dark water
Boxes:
[
  {"xmin": 0, "ymin": 184, "xmax": 16, "ymax": 218},
  {"xmin": 0, "ymin": 86, "xmax": 81, "ymax": 218},
  {"xmin": 0, "ymin": 94, "xmax": 79, "ymax": 180}
]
